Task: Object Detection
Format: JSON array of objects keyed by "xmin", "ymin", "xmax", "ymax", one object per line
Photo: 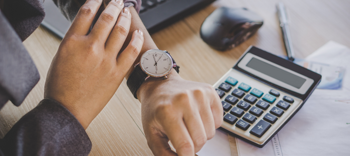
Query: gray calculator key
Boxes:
[
  {"xmin": 283, "ymin": 96, "xmax": 294, "ymax": 103},
  {"xmin": 225, "ymin": 95, "xmax": 239, "ymax": 105},
  {"xmin": 219, "ymin": 83, "xmax": 232, "ymax": 92},
  {"xmin": 269, "ymin": 89, "xmax": 280, "ymax": 97},
  {"xmin": 250, "ymin": 120, "xmax": 271, "ymax": 137},
  {"xmin": 230, "ymin": 107, "xmax": 244, "ymax": 117},
  {"xmin": 216, "ymin": 89, "xmax": 225, "ymax": 98},
  {"xmin": 243, "ymin": 113, "xmax": 257, "ymax": 124},
  {"xmin": 224, "ymin": 113, "xmax": 238, "ymax": 124},
  {"xmin": 236, "ymin": 119, "xmax": 250, "ymax": 131},
  {"xmin": 237, "ymin": 101, "xmax": 251, "ymax": 111},
  {"xmin": 232, "ymin": 89, "xmax": 245, "ymax": 98},
  {"xmin": 222, "ymin": 101, "xmax": 232, "ymax": 111},
  {"xmin": 249, "ymin": 106, "xmax": 263, "ymax": 117},
  {"xmin": 264, "ymin": 113, "xmax": 277, "ymax": 124},
  {"xmin": 276, "ymin": 100, "xmax": 290, "ymax": 110},
  {"xmin": 256, "ymin": 100, "xmax": 270, "ymax": 110},
  {"xmin": 270, "ymin": 107, "xmax": 284, "ymax": 117},
  {"xmin": 244, "ymin": 94, "xmax": 257, "ymax": 104}
]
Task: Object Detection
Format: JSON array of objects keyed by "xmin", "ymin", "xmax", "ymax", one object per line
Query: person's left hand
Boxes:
[{"xmin": 138, "ymin": 70, "xmax": 223, "ymax": 156}]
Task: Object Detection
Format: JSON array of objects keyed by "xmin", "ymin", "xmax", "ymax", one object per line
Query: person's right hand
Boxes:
[{"xmin": 44, "ymin": 0, "xmax": 144, "ymax": 129}]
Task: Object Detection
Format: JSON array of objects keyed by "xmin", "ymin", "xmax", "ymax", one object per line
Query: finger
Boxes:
[
  {"xmin": 66, "ymin": 0, "xmax": 102, "ymax": 36},
  {"xmin": 146, "ymin": 129, "xmax": 177, "ymax": 156},
  {"xmin": 183, "ymin": 110, "xmax": 207, "ymax": 153},
  {"xmin": 210, "ymin": 89, "xmax": 224, "ymax": 128},
  {"xmin": 89, "ymin": 0, "xmax": 124, "ymax": 43},
  {"xmin": 105, "ymin": 7, "xmax": 131, "ymax": 57},
  {"xmin": 162, "ymin": 118, "xmax": 194, "ymax": 156},
  {"xmin": 199, "ymin": 98, "xmax": 216, "ymax": 140},
  {"xmin": 116, "ymin": 30, "xmax": 144, "ymax": 73}
]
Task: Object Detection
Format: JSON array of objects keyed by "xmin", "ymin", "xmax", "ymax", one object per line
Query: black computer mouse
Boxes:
[{"xmin": 200, "ymin": 7, "xmax": 264, "ymax": 51}]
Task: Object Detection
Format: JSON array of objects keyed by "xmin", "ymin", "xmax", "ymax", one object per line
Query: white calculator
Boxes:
[{"xmin": 214, "ymin": 46, "xmax": 321, "ymax": 147}]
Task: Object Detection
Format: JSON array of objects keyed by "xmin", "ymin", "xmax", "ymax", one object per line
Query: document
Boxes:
[
  {"xmin": 197, "ymin": 129, "xmax": 231, "ymax": 156},
  {"xmin": 236, "ymin": 41, "xmax": 350, "ymax": 156}
]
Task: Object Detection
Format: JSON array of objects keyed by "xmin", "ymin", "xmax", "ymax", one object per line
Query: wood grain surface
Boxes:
[{"xmin": 1, "ymin": 0, "xmax": 349, "ymax": 155}]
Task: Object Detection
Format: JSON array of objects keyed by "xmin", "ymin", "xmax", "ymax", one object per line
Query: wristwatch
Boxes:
[{"xmin": 127, "ymin": 49, "xmax": 180, "ymax": 99}]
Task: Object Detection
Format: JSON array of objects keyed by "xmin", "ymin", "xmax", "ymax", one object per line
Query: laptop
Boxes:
[{"xmin": 41, "ymin": 0, "xmax": 215, "ymax": 38}]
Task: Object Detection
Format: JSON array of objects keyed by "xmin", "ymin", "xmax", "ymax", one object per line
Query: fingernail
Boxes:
[
  {"xmin": 137, "ymin": 30, "xmax": 143, "ymax": 36},
  {"xmin": 123, "ymin": 7, "xmax": 130, "ymax": 16},
  {"xmin": 115, "ymin": 0, "xmax": 123, "ymax": 6}
]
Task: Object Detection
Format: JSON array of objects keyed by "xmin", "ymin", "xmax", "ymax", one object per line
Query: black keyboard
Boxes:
[{"xmin": 139, "ymin": 0, "xmax": 215, "ymax": 34}]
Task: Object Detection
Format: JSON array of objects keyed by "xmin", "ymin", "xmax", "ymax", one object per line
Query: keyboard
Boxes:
[
  {"xmin": 139, "ymin": 0, "xmax": 215, "ymax": 34},
  {"xmin": 213, "ymin": 46, "xmax": 321, "ymax": 147}
]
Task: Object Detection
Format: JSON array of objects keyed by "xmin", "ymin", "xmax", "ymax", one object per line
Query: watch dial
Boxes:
[{"xmin": 140, "ymin": 50, "xmax": 173, "ymax": 77}]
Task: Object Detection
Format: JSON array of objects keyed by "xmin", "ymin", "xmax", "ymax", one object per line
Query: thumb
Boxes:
[{"xmin": 147, "ymin": 129, "xmax": 178, "ymax": 156}]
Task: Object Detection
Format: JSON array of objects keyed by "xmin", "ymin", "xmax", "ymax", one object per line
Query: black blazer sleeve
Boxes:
[{"xmin": 0, "ymin": 99, "xmax": 92, "ymax": 156}]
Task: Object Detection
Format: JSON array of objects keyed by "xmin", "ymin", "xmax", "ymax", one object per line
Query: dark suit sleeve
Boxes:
[{"xmin": 0, "ymin": 99, "xmax": 92, "ymax": 156}]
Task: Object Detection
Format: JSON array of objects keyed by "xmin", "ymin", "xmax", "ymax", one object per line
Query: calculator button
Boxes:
[
  {"xmin": 225, "ymin": 95, "xmax": 239, "ymax": 105},
  {"xmin": 222, "ymin": 101, "xmax": 232, "ymax": 111},
  {"xmin": 225, "ymin": 76, "xmax": 238, "ymax": 86},
  {"xmin": 243, "ymin": 113, "xmax": 257, "ymax": 124},
  {"xmin": 269, "ymin": 89, "xmax": 280, "ymax": 97},
  {"xmin": 276, "ymin": 100, "xmax": 290, "ymax": 110},
  {"xmin": 250, "ymin": 88, "xmax": 264, "ymax": 98},
  {"xmin": 270, "ymin": 107, "xmax": 284, "ymax": 117},
  {"xmin": 216, "ymin": 89, "xmax": 225, "ymax": 99},
  {"xmin": 244, "ymin": 94, "xmax": 257, "ymax": 104},
  {"xmin": 231, "ymin": 89, "xmax": 245, "ymax": 98},
  {"xmin": 219, "ymin": 83, "xmax": 232, "ymax": 92},
  {"xmin": 237, "ymin": 101, "xmax": 251, "ymax": 111},
  {"xmin": 250, "ymin": 120, "xmax": 271, "ymax": 138},
  {"xmin": 256, "ymin": 100, "xmax": 270, "ymax": 110},
  {"xmin": 230, "ymin": 107, "xmax": 244, "ymax": 117},
  {"xmin": 249, "ymin": 106, "xmax": 263, "ymax": 117},
  {"xmin": 283, "ymin": 96, "xmax": 294, "ymax": 103},
  {"xmin": 264, "ymin": 113, "xmax": 277, "ymax": 124},
  {"xmin": 238, "ymin": 83, "xmax": 251, "ymax": 92},
  {"xmin": 224, "ymin": 114, "xmax": 238, "ymax": 124},
  {"xmin": 262, "ymin": 94, "xmax": 276, "ymax": 104},
  {"xmin": 236, "ymin": 120, "xmax": 250, "ymax": 131}
]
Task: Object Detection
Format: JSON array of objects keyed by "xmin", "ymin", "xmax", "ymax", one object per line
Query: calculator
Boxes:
[{"xmin": 214, "ymin": 46, "xmax": 321, "ymax": 147}]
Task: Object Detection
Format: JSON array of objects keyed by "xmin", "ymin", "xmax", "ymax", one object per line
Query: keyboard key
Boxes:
[
  {"xmin": 225, "ymin": 76, "xmax": 238, "ymax": 86},
  {"xmin": 156, "ymin": 0, "xmax": 166, "ymax": 3},
  {"xmin": 244, "ymin": 94, "xmax": 257, "ymax": 104},
  {"xmin": 230, "ymin": 107, "xmax": 244, "ymax": 117},
  {"xmin": 237, "ymin": 101, "xmax": 251, "ymax": 111},
  {"xmin": 264, "ymin": 113, "xmax": 277, "ymax": 124},
  {"xmin": 236, "ymin": 120, "xmax": 250, "ymax": 131},
  {"xmin": 249, "ymin": 106, "xmax": 263, "ymax": 117},
  {"xmin": 219, "ymin": 83, "xmax": 232, "ymax": 92},
  {"xmin": 224, "ymin": 114, "xmax": 238, "ymax": 124},
  {"xmin": 243, "ymin": 113, "xmax": 257, "ymax": 124},
  {"xmin": 270, "ymin": 107, "xmax": 284, "ymax": 117},
  {"xmin": 283, "ymin": 96, "xmax": 294, "ymax": 103},
  {"xmin": 238, "ymin": 83, "xmax": 251, "ymax": 92},
  {"xmin": 225, "ymin": 95, "xmax": 239, "ymax": 105},
  {"xmin": 216, "ymin": 89, "xmax": 225, "ymax": 98},
  {"xmin": 256, "ymin": 100, "xmax": 270, "ymax": 110},
  {"xmin": 269, "ymin": 89, "xmax": 280, "ymax": 97},
  {"xmin": 262, "ymin": 94, "xmax": 276, "ymax": 103},
  {"xmin": 276, "ymin": 100, "xmax": 290, "ymax": 110},
  {"xmin": 222, "ymin": 101, "xmax": 232, "ymax": 111},
  {"xmin": 146, "ymin": 0, "xmax": 157, "ymax": 7},
  {"xmin": 231, "ymin": 89, "xmax": 245, "ymax": 98},
  {"xmin": 250, "ymin": 88, "xmax": 264, "ymax": 98},
  {"xmin": 250, "ymin": 120, "xmax": 271, "ymax": 137}
]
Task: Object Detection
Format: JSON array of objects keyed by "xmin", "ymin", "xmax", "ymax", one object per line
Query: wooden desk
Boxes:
[{"xmin": 1, "ymin": 0, "xmax": 349, "ymax": 155}]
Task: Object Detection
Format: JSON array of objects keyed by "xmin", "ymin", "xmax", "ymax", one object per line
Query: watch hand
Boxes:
[
  {"xmin": 156, "ymin": 54, "xmax": 163, "ymax": 63},
  {"xmin": 153, "ymin": 54, "xmax": 157, "ymax": 66}
]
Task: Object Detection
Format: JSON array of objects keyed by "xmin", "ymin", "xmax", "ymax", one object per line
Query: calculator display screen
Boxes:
[{"xmin": 246, "ymin": 58, "xmax": 306, "ymax": 89}]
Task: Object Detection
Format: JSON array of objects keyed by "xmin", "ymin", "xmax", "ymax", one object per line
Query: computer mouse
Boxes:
[{"xmin": 200, "ymin": 7, "xmax": 264, "ymax": 51}]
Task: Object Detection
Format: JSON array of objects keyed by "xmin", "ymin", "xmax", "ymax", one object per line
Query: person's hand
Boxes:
[
  {"xmin": 138, "ymin": 70, "xmax": 223, "ymax": 156},
  {"xmin": 44, "ymin": 0, "xmax": 144, "ymax": 129}
]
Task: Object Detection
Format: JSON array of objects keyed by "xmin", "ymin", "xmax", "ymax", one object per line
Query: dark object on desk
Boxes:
[
  {"xmin": 140, "ymin": 0, "xmax": 215, "ymax": 34},
  {"xmin": 200, "ymin": 7, "xmax": 263, "ymax": 51}
]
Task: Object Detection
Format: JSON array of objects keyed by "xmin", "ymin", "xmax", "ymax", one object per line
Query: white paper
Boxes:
[
  {"xmin": 236, "ymin": 41, "xmax": 350, "ymax": 156},
  {"xmin": 197, "ymin": 129, "xmax": 231, "ymax": 156}
]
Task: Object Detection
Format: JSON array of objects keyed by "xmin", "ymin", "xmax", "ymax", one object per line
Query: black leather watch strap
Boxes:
[{"xmin": 127, "ymin": 51, "xmax": 179, "ymax": 99}]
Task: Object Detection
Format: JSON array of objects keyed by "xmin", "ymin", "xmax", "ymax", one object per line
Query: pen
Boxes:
[{"xmin": 277, "ymin": 2, "xmax": 295, "ymax": 61}]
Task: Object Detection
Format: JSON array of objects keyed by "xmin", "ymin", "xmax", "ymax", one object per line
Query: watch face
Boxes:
[{"xmin": 140, "ymin": 50, "xmax": 173, "ymax": 77}]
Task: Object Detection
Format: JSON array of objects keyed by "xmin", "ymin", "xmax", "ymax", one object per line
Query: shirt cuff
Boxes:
[{"xmin": 124, "ymin": 0, "xmax": 142, "ymax": 13}]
